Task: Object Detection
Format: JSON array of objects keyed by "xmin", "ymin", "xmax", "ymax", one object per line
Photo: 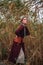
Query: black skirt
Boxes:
[{"xmin": 8, "ymin": 41, "xmax": 25, "ymax": 63}]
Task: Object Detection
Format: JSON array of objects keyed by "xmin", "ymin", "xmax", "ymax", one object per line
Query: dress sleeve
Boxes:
[{"xmin": 15, "ymin": 25, "xmax": 23, "ymax": 36}]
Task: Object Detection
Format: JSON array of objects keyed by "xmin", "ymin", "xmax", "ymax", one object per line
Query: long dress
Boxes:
[{"xmin": 8, "ymin": 24, "xmax": 30, "ymax": 64}]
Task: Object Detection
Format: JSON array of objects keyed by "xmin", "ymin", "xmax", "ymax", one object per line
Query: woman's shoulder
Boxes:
[{"xmin": 17, "ymin": 24, "xmax": 24, "ymax": 30}]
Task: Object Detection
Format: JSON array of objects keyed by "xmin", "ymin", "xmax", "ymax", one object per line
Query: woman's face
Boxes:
[{"xmin": 22, "ymin": 18, "xmax": 27, "ymax": 24}]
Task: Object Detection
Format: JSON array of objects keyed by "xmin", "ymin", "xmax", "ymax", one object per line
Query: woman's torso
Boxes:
[{"xmin": 14, "ymin": 24, "xmax": 30, "ymax": 44}]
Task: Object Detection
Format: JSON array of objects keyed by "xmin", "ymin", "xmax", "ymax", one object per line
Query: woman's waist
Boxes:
[{"xmin": 14, "ymin": 36, "xmax": 23, "ymax": 43}]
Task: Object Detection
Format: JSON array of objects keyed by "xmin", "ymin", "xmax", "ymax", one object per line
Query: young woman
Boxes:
[{"xmin": 8, "ymin": 16, "xmax": 34, "ymax": 65}]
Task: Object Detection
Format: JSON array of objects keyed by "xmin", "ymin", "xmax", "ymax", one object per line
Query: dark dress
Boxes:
[{"xmin": 8, "ymin": 24, "xmax": 30, "ymax": 63}]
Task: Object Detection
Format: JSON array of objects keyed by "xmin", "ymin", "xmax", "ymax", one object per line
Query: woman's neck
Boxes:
[{"xmin": 21, "ymin": 23, "xmax": 26, "ymax": 26}]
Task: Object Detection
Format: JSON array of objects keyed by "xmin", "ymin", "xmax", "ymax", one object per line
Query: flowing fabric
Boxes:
[
  {"xmin": 8, "ymin": 41, "xmax": 25, "ymax": 63},
  {"xmin": 16, "ymin": 48, "xmax": 25, "ymax": 63}
]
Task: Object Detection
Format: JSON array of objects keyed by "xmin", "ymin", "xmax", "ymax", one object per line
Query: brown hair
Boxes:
[{"xmin": 20, "ymin": 17, "xmax": 27, "ymax": 22}]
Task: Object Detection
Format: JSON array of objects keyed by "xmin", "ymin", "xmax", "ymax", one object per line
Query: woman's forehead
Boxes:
[{"xmin": 23, "ymin": 17, "xmax": 27, "ymax": 20}]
